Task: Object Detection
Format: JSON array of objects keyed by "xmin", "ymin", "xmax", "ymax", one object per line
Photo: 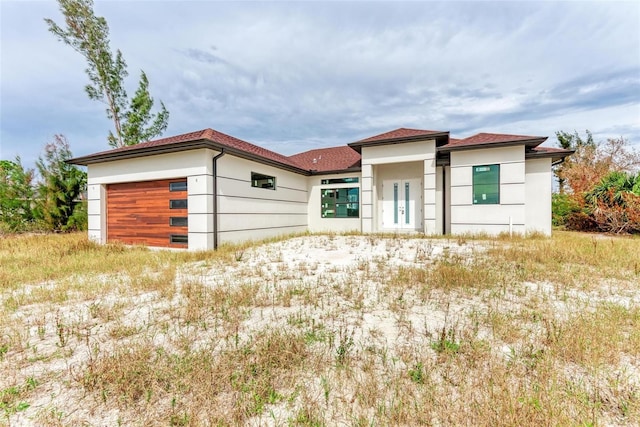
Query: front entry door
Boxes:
[{"xmin": 382, "ymin": 179, "xmax": 421, "ymax": 230}]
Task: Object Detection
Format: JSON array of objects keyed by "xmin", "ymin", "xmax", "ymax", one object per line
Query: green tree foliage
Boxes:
[
  {"xmin": 45, "ymin": 0, "xmax": 169, "ymax": 148},
  {"xmin": 0, "ymin": 158, "xmax": 36, "ymax": 232},
  {"xmin": 121, "ymin": 71, "xmax": 170, "ymax": 145},
  {"xmin": 551, "ymin": 193, "xmax": 580, "ymax": 227},
  {"xmin": 36, "ymin": 135, "xmax": 87, "ymax": 231}
]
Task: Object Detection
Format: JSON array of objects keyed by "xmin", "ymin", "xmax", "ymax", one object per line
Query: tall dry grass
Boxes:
[{"xmin": 1, "ymin": 231, "xmax": 638, "ymax": 426}]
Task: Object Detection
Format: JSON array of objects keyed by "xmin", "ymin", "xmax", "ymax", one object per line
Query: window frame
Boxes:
[
  {"xmin": 169, "ymin": 199, "xmax": 188, "ymax": 209},
  {"xmin": 321, "ymin": 177, "xmax": 359, "ymax": 185},
  {"xmin": 320, "ymin": 187, "xmax": 360, "ymax": 218},
  {"xmin": 169, "ymin": 234, "xmax": 188, "ymax": 244},
  {"xmin": 169, "ymin": 216, "xmax": 188, "ymax": 227},
  {"xmin": 472, "ymin": 164, "xmax": 500, "ymax": 205},
  {"xmin": 251, "ymin": 172, "xmax": 276, "ymax": 190},
  {"xmin": 169, "ymin": 181, "xmax": 187, "ymax": 192}
]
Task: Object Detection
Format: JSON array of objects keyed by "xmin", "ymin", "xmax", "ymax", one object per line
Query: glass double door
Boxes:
[{"xmin": 382, "ymin": 179, "xmax": 421, "ymax": 230}]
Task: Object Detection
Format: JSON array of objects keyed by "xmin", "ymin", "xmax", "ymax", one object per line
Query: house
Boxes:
[{"xmin": 69, "ymin": 127, "xmax": 573, "ymax": 250}]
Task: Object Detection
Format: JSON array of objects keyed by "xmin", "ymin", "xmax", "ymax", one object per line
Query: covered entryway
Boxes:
[
  {"xmin": 382, "ymin": 178, "xmax": 421, "ymax": 230},
  {"xmin": 106, "ymin": 179, "xmax": 188, "ymax": 248}
]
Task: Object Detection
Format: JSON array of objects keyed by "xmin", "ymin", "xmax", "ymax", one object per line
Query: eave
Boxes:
[
  {"xmin": 68, "ymin": 139, "xmax": 311, "ymax": 176},
  {"xmin": 348, "ymin": 132, "xmax": 450, "ymax": 153},
  {"xmin": 438, "ymin": 137, "xmax": 548, "ymax": 152}
]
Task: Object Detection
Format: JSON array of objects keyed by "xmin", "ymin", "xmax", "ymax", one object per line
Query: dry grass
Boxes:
[{"xmin": 1, "ymin": 231, "xmax": 639, "ymax": 426}]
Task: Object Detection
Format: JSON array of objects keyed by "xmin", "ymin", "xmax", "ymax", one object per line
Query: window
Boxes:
[
  {"xmin": 169, "ymin": 181, "xmax": 187, "ymax": 192},
  {"xmin": 170, "ymin": 234, "xmax": 188, "ymax": 244},
  {"xmin": 170, "ymin": 217, "xmax": 188, "ymax": 227},
  {"xmin": 251, "ymin": 172, "xmax": 276, "ymax": 190},
  {"xmin": 321, "ymin": 187, "xmax": 359, "ymax": 218},
  {"xmin": 169, "ymin": 199, "xmax": 188, "ymax": 209},
  {"xmin": 321, "ymin": 177, "xmax": 359, "ymax": 185},
  {"xmin": 473, "ymin": 164, "xmax": 500, "ymax": 204}
]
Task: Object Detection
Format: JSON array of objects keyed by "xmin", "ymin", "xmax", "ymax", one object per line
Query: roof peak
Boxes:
[{"xmin": 353, "ymin": 127, "xmax": 449, "ymax": 145}]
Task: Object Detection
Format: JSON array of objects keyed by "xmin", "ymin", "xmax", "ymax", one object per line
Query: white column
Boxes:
[
  {"xmin": 361, "ymin": 163, "xmax": 374, "ymax": 233},
  {"xmin": 188, "ymin": 174, "xmax": 214, "ymax": 250},
  {"xmin": 87, "ymin": 182, "xmax": 105, "ymax": 243},
  {"xmin": 423, "ymin": 157, "xmax": 437, "ymax": 234}
]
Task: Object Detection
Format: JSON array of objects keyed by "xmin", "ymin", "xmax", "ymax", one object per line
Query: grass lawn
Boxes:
[{"xmin": 1, "ymin": 231, "xmax": 639, "ymax": 426}]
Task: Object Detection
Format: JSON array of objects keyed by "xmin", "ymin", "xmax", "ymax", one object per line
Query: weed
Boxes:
[
  {"xmin": 431, "ymin": 327, "xmax": 460, "ymax": 354},
  {"xmin": 408, "ymin": 362, "xmax": 426, "ymax": 384},
  {"xmin": 234, "ymin": 249, "xmax": 245, "ymax": 262},
  {"xmin": 55, "ymin": 311, "xmax": 70, "ymax": 347},
  {"xmin": 334, "ymin": 327, "xmax": 355, "ymax": 367}
]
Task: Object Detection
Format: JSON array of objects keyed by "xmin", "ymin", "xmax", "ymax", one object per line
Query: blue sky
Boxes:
[{"xmin": 1, "ymin": 0, "xmax": 639, "ymax": 169}]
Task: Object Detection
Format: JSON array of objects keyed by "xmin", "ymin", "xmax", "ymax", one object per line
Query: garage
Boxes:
[{"xmin": 106, "ymin": 179, "xmax": 188, "ymax": 248}]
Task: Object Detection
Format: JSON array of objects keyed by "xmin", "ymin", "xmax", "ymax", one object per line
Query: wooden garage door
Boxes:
[{"xmin": 107, "ymin": 179, "xmax": 188, "ymax": 248}]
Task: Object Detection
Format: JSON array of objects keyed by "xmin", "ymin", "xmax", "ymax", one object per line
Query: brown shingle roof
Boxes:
[
  {"xmin": 289, "ymin": 146, "xmax": 361, "ymax": 172},
  {"xmin": 354, "ymin": 128, "xmax": 448, "ymax": 144},
  {"xmin": 445, "ymin": 132, "xmax": 547, "ymax": 148},
  {"xmin": 70, "ymin": 127, "xmax": 570, "ymax": 172},
  {"xmin": 70, "ymin": 128, "xmax": 306, "ymax": 170}
]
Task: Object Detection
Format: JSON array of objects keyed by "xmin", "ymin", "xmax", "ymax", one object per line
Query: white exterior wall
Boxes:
[
  {"xmin": 449, "ymin": 145, "xmax": 526, "ymax": 235},
  {"xmin": 435, "ymin": 166, "xmax": 443, "ymax": 235},
  {"xmin": 361, "ymin": 164, "xmax": 374, "ymax": 233},
  {"xmin": 307, "ymin": 173, "xmax": 362, "ymax": 233},
  {"xmin": 424, "ymin": 157, "xmax": 437, "ymax": 234},
  {"xmin": 87, "ymin": 149, "xmax": 214, "ymax": 250},
  {"xmin": 525, "ymin": 158, "xmax": 552, "ymax": 235},
  {"xmin": 361, "ymin": 139, "xmax": 436, "ymax": 233},
  {"xmin": 374, "ymin": 161, "xmax": 424, "ymax": 232},
  {"xmin": 444, "ymin": 166, "xmax": 451, "ymax": 234},
  {"xmin": 216, "ymin": 155, "xmax": 308, "ymax": 245}
]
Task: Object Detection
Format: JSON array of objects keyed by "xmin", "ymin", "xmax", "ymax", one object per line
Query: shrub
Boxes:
[
  {"xmin": 565, "ymin": 211, "xmax": 598, "ymax": 232},
  {"xmin": 551, "ymin": 193, "xmax": 580, "ymax": 227},
  {"xmin": 586, "ymin": 172, "xmax": 640, "ymax": 233}
]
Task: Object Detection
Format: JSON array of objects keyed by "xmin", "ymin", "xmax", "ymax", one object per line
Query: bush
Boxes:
[
  {"xmin": 65, "ymin": 200, "xmax": 88, "ymax": 231},
  {"xmin": 551, "ymin": 193, "xmax": 581, "ymax": 227},
  {"xmin": 586, "ymin": 172, "xmax": 640, "ymax": 234},
  {"xmin": 565, "ymin": 211, "xmax": 598, "ymax": 232}
]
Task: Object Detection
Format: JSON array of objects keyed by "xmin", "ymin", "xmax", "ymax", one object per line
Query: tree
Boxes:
[
  {"xmin": 45, "ymin": 0, "xmax": 169, "ymax": 148},
  {"xmin": 0, "ymin": 158, "xmax": 36, "ymax": 232},
  {"xmin": 554, "ymin": 130, "xmax": 595, "ymax": 194},
  {"xmin": 562, "ymin": 135, "xmax": 640, "ymax": 196},
  {"xmin": 36, "ymin": 135, "xmax": 87, "ymax": 231},
  {"xmin": 553, "ymin": 130, "xmax": 640, "ymax": 233}
]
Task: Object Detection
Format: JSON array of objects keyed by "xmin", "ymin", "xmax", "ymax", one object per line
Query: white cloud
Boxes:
[{"xmin": 1, "ymin": 0, "xmax": 639, "ymax": 166}]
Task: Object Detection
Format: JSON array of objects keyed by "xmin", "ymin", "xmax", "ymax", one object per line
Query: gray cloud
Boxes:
[{"xmin": 1, "ymin": 0, "xmax": 639, "ymax": 166}]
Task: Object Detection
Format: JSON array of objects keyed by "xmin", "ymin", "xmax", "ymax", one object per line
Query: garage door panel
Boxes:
[{"xmin": 107, "ymin": 179, "xmax": 188, "ymax": 248}]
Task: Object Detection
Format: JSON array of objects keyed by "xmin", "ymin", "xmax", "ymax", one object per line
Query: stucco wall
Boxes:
[
  {"xmin": 87, "ymin": 149, "xmax": 213, "ymax": 250},
  {"xmin": 525, "ymin": 157, "xmax": 552, "ymax": 235},
  {"xmin": 374, "ymin": 161, "xmax": 424, "ymax": 232},
  {"xmin": 216, "ymin": 155, "xmax": 308, "ymax": 245},
  {"xmin": 449, "ymin": 145, "xmax": 526, "ymax": 235},
  {"xmin": 361, "ymin": 139, "xmax": 436, "ymax": 233},
  {"xmin": 307, "ymin": 173, "xmax": 362, "ymax": 233},
  {"xmin": 435, "ymin": 166, "xmax": 443, "ymax": 235}
]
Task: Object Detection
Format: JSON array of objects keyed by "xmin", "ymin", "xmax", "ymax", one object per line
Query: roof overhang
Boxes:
[
  {"xmin": 525, "ymin": 148, "xmax": 575, "ymax": 165},
  {"xmin": 68, "ymin": 139, "xmax": 311, "ymax": 175},
  {"xmin": 308, "ymin": 166, "xmax": 362, "ymax": 176},
  {"xmin": 438, "ymin": 137, "xmax": 548, "ymax": 153},
  {"xmin": 348, "ymin": 132, "xmax": 450, "ymax": 153}
]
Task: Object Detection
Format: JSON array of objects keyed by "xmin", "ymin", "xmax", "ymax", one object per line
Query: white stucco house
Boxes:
[{"xmin": 69, "ymin": 127, "xmax": 573, "ymax": 250}]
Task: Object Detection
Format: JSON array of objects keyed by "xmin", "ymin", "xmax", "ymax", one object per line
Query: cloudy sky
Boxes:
[{"xmin": 1, "ymin": 0, "xmax": 639, "ymax": 169}]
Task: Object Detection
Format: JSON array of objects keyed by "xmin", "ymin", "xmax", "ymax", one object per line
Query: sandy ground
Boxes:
[{"xmin": 2, "ymin": 235, "xmax": 639, "ymax": 426}]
